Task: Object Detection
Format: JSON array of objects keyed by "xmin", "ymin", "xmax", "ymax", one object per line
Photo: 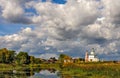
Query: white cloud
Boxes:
[
  {"xmin": 0, "ymin": 27, "xmax": 44, "ymax": 53},
  {"xmin": 0, "ymin": 0, "xmax": 120, "ymax": 60},
  {"xmin": 0, "ymin": 0, "xmax": 33, "ymax": 24},
  {"xmin": 102, "ymin": 0, "xmax": 120, "ymax": 24}
]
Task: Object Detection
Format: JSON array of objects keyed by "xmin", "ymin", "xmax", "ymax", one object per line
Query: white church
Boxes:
[{"xmin": 85, "ymin": 48, "xmax": 99, "ymax": 62}]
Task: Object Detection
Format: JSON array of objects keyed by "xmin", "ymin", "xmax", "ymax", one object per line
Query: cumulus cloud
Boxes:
[
  {"xmin": 30, "ymin": 0, "xmax": 100, "ymax": 41},
  {"xmin": 0, "ymin": 0, "xmax": 33, "ymax": 24},
  {"xmin": 0, "ymin": 0, "xmax": 120, "ymax": 60},
  {"xmin": 102, "ymin": 0, "xmax": 120, "ymax": 24},
  {"xmin": 0, "ymin": 27, "xmax": 44, "ymax": 53}
]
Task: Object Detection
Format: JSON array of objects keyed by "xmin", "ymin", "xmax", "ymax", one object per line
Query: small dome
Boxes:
[
  {"xmin": 91, "ymin": 51, "xmax": 94, "ymax": 55},
  {"xmin": 90, "ymin": 48, "xmax": 95, "ymax": 55}
]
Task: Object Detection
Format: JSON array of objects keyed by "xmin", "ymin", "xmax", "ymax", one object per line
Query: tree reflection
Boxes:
[
  {"xmin": 0, "ymin": 68, "xmax": 58, "ymax": 78},
  {"xmin": 47, "ymin": 68, "xmax": 56, "ymax": 73},
  {"xmin": 0, "ymin": 68, "xmax": 35, "ymax": 78}
]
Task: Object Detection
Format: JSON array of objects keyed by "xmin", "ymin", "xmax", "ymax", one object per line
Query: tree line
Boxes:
[{"xmin": 0, "ymin": 48, "xmax": 42, "ymax": 65}]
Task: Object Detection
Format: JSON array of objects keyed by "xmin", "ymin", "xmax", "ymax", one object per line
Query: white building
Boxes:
[{"xmin": 85, "ymin": 48, "xmax": 99, "ymax": 62}]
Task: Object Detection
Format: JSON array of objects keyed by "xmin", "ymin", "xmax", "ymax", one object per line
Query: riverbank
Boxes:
[
  {"xmin": 0, "ymin": 63, "xmax": 30, "ymax": 71},
  {"xmin": 0, "ymin": 63, "xmax": 120, "ymax": 78},
  {"xmin": 0, "ymin": 63, "xmax": 60, "ymax": 71},
  {"xmin": 0, "ymin": 62, "xmax": 120, "ymax": 70}
]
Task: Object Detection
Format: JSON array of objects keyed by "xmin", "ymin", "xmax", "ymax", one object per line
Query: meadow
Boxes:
[{"xmin": 60, "ymin": 62, "xmax": 120, "ymax": 78}]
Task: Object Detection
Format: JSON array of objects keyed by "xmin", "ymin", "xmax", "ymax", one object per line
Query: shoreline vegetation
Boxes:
[
  {"xmin": 0, "ymin": 63, "xmax": 120, "ymax": 78},
  {"xmin": 0, "ymin": 48, "xmax": 120, "ymax": 77}
]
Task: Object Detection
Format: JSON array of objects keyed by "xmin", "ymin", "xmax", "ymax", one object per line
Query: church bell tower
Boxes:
[{"xmin": 85, "ymin": 50, "xmax": 88, "ymax": 62}]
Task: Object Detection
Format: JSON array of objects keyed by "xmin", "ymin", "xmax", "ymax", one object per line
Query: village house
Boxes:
[
  {"xmin": 47, "ymin": 57, "xmax": 57, "ymax": 63},
  {"xmin": 85, "ymin": 48, "xmax": 99, "ymax": 62},
  {"xmin": 63, "ymin": 56, "xmax": 73, "ymax": 64}
]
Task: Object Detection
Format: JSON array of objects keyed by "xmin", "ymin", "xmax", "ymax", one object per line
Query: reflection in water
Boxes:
[
  {"xmin": 0, "ymin": 68, "xmax": 60, "ymax": 78},
  {"xmin": 1, "ymin": 67, "xmax": 120, "ymax": 78},
  {"xmin": 0, "ymin": 68, "xmax": 36, "ymax": 78},
  {"xmin": 0, "ymin": 68, "xmax": 107, "ymax": 78},
  {"xmin": 30, "ymin": 68, "xmax": 58, "ymax": 78}
]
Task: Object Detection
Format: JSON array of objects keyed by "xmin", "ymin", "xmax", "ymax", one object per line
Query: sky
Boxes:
[{"xmin": 0, "ymin": 0, "xmax": 120, "ymax": 60}]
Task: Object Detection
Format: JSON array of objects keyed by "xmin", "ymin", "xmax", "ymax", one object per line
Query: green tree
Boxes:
[
  {"xmin": 0, "ymin": 48, "xmax": 7, "ymax": 63},
  {"xmin": 9, "ymin": 50, "xmax": 16, "ymax": 63},
  {"xmin": 0, "ymin": 51, "xmax": 6, "ymax": 63},
  {"xmin": 34, "ymin": 58, "xmax": 41, "ymax": 64},
  {"xmin": 29, "ymin": 56, "xmax": 35, "ymax": 64},
  {"xmin": 5, "ymin": 50, "xmax": 16, "ymax": 63},
  {"xmin": 16, "ymin": 52, "xmax": 30, "ymax": 65},
  {"xmin": 0, "ymin": 48, "xmax": 15, "ymax": 63},
  {"xmin": 29, "ymin": 56, "xmax": 42, "ymax": 64}
]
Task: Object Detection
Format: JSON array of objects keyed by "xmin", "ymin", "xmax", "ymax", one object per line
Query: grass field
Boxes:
[{"xmin": 60, "ymin": 62, "xmax": 120, "ymax": 78}]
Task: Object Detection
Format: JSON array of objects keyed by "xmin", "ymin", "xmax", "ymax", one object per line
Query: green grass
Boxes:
[
  {"xmin": 0, "ymin": 63, "xmax": 30, "ymax": 71},
  {"xmin": 60, "ymin": 63, "xmax": 120, "ymax": 78},
  {"xmin": 0, "ymin": 63, "xmax": 60, "ymax": 71}
]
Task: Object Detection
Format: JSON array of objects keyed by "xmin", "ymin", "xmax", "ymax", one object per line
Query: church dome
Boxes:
[
  {"xmin": 90, "ymin": 48, "xmax": 95, "ymax": 55},
  {"xmin": 90, "ymin": 51, "xmax": 94, "ymax": 55}
]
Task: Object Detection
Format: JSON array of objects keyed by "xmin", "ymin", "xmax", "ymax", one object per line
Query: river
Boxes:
[{"xmin": 0, "ymin": 68, "xmax": 61, "ymax": 78}]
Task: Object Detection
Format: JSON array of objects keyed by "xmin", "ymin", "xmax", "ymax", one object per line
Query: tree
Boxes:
[
  {"xmin": 29, "ymin": 56, "xmax": 35, "ymax": 64},
  {"xmin": 16, "ymin": 52, "xmax": 30, "ymax": 65},
  {"xmin": 34, "ymin": 58, "xmax": 41, "ymax": 64},
  {"xmin": 5, "ymin": 50, "xmax": 15, "ymax": 63},
  {"xmin": 0, "ymin": 48, "xmax": 15, "ymax": 63},
  {"xmin": 0, "ymin": 51, "xmax": 6, "ymax": 63},
  {"xmin": 0, "ymin": 48, "xmax": 7, "ymax": 63},
  {"xmin": 29, "ymin": 56, "xmax": 42, "ymax": 64}
]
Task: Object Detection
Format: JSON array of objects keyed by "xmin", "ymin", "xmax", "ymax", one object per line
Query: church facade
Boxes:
[{"xmin": 85, "ymin": 48, "xmax": 99, "ymax": 62}]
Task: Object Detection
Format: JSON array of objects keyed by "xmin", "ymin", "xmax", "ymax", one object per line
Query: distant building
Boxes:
[
  {"xmin": 48, "ymin": 57, "xmax": 57, "ymax": 63},
  {"xmin": 63, "ymin": 56, "xmax": 73, "ymax": 64},
  {"xmin": 85, "ymin": 48, "xmax": 99, "ymax": 62}
]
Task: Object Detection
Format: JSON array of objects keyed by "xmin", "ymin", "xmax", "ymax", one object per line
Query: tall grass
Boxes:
[
  {"xmin": 61, "ymin": 63, "xmax": 120, "ymax": 78},
  {"xmin": 0, "ymin": 63, "xmax": 30, "ymax": 71}
]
